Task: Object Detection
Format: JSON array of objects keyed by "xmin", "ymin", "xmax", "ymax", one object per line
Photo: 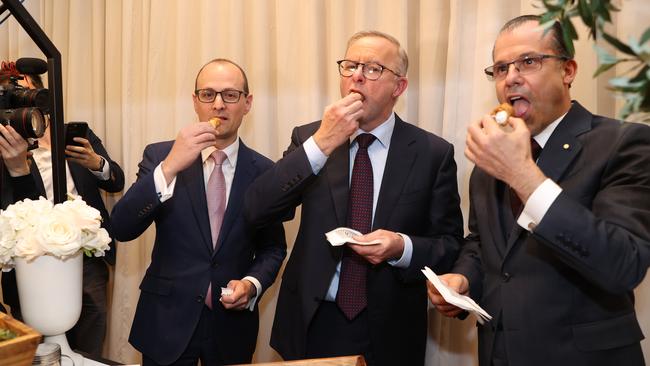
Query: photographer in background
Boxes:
[{"xmin": 0, "ymin": 60, "xmax": 125, "ymax": 357}]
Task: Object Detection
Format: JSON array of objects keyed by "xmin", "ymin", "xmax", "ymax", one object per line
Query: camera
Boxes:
[
  {"xmin": 0, "ymin": 58, "xmax": 49, "ymax": 140},
  {"xmin": 0, "ymin": 84, "xmax": 48, "ymax": 139}
]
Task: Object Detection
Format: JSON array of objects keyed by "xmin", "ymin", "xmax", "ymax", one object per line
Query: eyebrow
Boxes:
[{"xmin": 494, "ymin": 52, "xmax": 538, "ymax": 64}]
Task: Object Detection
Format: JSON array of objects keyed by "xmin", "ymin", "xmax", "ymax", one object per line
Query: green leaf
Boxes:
[
  {"xmin": 630, "ymin": 65, "xmax": 650, "ymax": 83},
  {"xmin": 577, "ymin": 0, "xmax": 594, "ymax": 28},
  {"xmin": 640, "ymin": 27, "xmax": 650, "ymax": 45},
  {"xmin": 594, "ymin": 45, "xmax": 618, "ymax": 65},
  {"xmin": 594, "ymin": 61, "xmax": 621, "ymax": 77},
  {"xmin": 602, "ymin": 31, "xmax": 636, "ymax": 56}
]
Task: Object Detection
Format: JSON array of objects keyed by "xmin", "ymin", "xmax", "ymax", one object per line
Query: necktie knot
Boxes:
[
  {"xmin": 210, "ymin": 150, "xmax": 227, "ymax": 165},
  {"xmin": 355, "ymin": 133, "xmax": 376, "ymax": 149},
  {"xmin": 531, "ymin": 138, "xmax": 542, "ymax": 161}
]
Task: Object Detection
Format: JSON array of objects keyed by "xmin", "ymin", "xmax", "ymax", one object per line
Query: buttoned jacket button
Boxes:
[{"xmin": 502, "ymin": 272, "xmax": 512, "ymax": 282}]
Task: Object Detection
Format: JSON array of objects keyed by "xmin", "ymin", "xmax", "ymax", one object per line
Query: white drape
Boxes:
[{"xmin": 1, "ymin": 1, "xmax": 648, "ymax": 364}]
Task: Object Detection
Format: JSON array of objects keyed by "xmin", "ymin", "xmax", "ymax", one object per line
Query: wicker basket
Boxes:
[{"xmin": 0, "ymin": 312, "xmax": 42, "ymax": 366}]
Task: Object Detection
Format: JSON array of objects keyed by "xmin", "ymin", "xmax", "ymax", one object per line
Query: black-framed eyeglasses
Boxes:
[
  {"xmin": 337, "ymin": 60, "xmax": 402, "ymax": 80},
  {"xmin": 484, "ymin": 54, "xmax": 570, "ymax": 81},
  {"xmin": 195, "ymin": 88, "xmax": 247, "ymax": 103}
]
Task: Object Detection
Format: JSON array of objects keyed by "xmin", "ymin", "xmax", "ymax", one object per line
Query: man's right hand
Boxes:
[
  {"xmin": 0, "ymin": 124, "xmax": 30, "ymax": 177},
  {"xmin": 162, "ymin": 122, "xmax": 217, "ymax": 183},
  {"xmin": 312, "ymin": 92, "xmax": 364, "ymax": 156},
  {"xmin": 427, "ymin": 273, "xmax": 470, "ymax": 318}
]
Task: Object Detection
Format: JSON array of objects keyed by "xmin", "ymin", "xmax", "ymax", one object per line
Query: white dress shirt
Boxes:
[{"xmin": 303, "ymin": 112, "xmax": 414, "ymax": 301}]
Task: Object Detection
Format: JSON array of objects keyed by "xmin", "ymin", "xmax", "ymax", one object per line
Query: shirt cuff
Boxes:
[
  {"xmin": 303, "ymin": 136, "xmax": 328, "ymax": 175},
  {"xmin": 242, "ymin": 276, "xmax": 262, "ymax": 312},
  {"xmin": 154, "ymin": 162, "xmax": 176, "ymax": 203},
  {"xmin": 517, "ymin": 178, "xmax": 563, "ymax": 232},
  {"xmin": 388, "ymin": 233, "xmax": 413, "ymax": 268},
  {"xmin": 90, "ymin": 157, "xmax": 111, "ymax": 180}
]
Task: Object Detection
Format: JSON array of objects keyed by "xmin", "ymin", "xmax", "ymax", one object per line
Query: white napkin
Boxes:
[
  {"xmin": 325, "ymin": 227, "xmax": 382, "ymax": 246},
  {"xmin": 421, "ymin": 266, "xmax": 492, "ymax": 324}
]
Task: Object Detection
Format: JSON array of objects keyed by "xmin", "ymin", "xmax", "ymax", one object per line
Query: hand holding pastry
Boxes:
[{"xmin": 491, "ymin": 103, "xmax": 514, "ymax": 125}]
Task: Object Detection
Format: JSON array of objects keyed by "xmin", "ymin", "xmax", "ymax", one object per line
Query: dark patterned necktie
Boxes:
[
  {"xmin": 336, "ymin": 133, "xmax": 376, "ymax": 320},
  {"xmin": 510, "ymin": 138, "xmax": 542, "ymax": 216}
]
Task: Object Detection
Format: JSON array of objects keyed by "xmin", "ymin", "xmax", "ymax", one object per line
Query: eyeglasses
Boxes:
[
  {"xmin": 195, "ymin": 88, "xmax": 246, "ymax": 103},
  {"xmin": 484, "ymin": 54, "xmax": 569, "ymax": 81},
  {"xmin": 337, "ymin": 60, "xmax": 401, "ymax": 80}
]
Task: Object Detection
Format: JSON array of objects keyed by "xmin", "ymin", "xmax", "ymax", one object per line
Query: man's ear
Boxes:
[
  {"xmin": 393, "ymin": 77, "xmax": 408, "ymax": 97},
  {"xmin": 562, "ymin": 59, "xmax": 577, "ymax": 87}
]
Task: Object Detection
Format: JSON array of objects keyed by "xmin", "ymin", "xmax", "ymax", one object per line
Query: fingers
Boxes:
[{"xmin": 220, "ymin": 280, "xmax": 250, "ymax": 310}]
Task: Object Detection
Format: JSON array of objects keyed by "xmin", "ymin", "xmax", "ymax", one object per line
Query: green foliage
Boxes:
[
  {"xmin": 538, "ymin": 0, "xmax": 650, "ymax": 119},
  {"xmin": 0, "ymin": 327, "xmax": 18, "ymax": 341}
]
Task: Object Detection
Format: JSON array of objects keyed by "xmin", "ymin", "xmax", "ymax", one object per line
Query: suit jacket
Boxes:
[
  {"xmin": 454, "ymin": 102, "xmax": 650, "ymax": 366},
  {"xmin": 111, "ymin": 139, "xmax": 286, "ymax": 365},
  {"xmin": 244, "ymin": 115, "xmax": 464, "ymax": 366}
]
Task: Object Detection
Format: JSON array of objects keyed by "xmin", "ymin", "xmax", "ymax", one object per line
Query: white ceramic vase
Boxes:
[{"xmin": 15, "ymin": 252, "xmax": 84, "ymax": 366}]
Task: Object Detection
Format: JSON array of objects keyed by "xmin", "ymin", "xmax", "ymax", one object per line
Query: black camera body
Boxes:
[
  {"xmin": 0, "ymin": 82, "xmax": 48, "ymax": 139},
  {"xmin": 0, "ymin": 58, "xmax": 50, "ymax": 140}
]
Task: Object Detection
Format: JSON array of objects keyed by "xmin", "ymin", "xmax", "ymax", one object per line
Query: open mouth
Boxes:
[{"xmin": 508, "ymin": 95, "xmax": 530, "ymax": 118}]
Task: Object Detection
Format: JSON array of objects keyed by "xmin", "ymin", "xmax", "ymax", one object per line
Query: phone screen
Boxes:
[{"xmin": 65, "ymin": 122, "xmax": 89, "ymax": 147}]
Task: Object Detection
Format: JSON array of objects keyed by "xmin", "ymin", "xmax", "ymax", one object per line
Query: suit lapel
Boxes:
[
  {"xmin": 213, "ymin": 140, "xmax": 256, "ymax": 257},
  {"xmin": 485, "ymin": 176, "xmax": 508, "ymax": 258},
  {"xmin": 326, "ymin": 141, "xmax": 351, "ymax": 227},
  {"xmin": 502, "ymin": 102, "xmax": 591, "ymax": 258},
  {"xmin": 29, "ymin": 157, "xmax": 46, "ymax": 197},
  {"xmin": 181, "ymin": 156, "xmax": 214, "ymax": 255},
  {"xmin": 373, "ymin": 117, "xmax": 417, "ymax": 229}
]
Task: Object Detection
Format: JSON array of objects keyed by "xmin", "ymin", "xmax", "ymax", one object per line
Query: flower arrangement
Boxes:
[{"xmin": 0, "ymin": 196, "xmax": 111, "ymax": 270}]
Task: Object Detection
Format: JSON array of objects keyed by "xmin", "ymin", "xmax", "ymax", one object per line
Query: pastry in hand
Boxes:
[
  {"xmin": 209, "ymin": 117, "xmax": 221, "ymax": 129},
  {"xmin": 491, "ymin": 103, "xmax": 514, "ymax": 125}
]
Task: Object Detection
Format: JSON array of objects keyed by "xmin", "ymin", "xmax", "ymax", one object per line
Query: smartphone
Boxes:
[{"xmin": 64, "ymin": 122, "xmax": 89, "ymax": 147}]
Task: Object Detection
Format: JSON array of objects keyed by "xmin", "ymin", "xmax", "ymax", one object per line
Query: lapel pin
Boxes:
[{"xmin": 563, "ymin": 143, "xmax": 570, "ymax": 150}]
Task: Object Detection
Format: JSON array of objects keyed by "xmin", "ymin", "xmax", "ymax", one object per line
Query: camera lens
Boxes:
[
  {"xmin": 0, "ymin": 107, "xmax": 46, "ymax": 139},
  {"xmin": 10, "ymin": 88, "xmax": 49, "ymax": 113}
]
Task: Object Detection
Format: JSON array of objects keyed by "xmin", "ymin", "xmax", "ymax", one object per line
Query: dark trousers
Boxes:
[
  {"xmin": 491, "ymin": 324, "xmax": 509, "ymax": 366},
  {"xmin": 305, "ymin": 301, "xmax": 373, "ymax": 365},
  {"xmin": 142, "ymin": 305, "xmax": 220, "ymax": 366},
  {"xmin": 1, "ymin": 256, "xmax": 109, "ymax": 357}
]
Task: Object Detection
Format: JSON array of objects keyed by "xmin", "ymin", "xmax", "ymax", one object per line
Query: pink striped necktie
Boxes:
[{"xmin": 205, "ymin": 150, "xmax": 227, "ymax": 309}]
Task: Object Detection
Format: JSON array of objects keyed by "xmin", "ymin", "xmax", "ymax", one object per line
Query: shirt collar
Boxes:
[
  {"xmin": 349, "ymin": 112, "xmax": 395, "ymax": 149},
  {"xmin": 533, "ymin": 111, "xmax": 567, "ymax": 149},
  {"xmin": 201, "ymin": 137, "xmax": 239, "ymax": 167}
]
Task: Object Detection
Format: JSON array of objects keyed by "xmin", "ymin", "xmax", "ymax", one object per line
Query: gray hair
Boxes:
[{"xmin": 347, "ymin": 30, "xmax": 409, "ymax": 76}]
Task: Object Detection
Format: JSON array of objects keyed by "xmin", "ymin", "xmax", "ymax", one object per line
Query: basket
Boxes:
[{"xmin": 0, "ymin": 312, "xmax": 42, "ymax": 366}]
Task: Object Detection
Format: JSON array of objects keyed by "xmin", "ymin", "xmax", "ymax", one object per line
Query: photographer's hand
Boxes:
[
  {"xmin": 65, "ymin": 137, "xmax": 104, "ymax": 171},
  {"xmin": 0, "ymin": 125, "xmax": 30, "ymax": 176}
]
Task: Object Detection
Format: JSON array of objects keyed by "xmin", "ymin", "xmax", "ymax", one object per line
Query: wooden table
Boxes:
[{"xmin": 233, "ymin": 355, "xmax": 366, "ymax": 366}]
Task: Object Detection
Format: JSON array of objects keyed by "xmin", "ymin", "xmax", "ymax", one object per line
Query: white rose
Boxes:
[
  {"xmin": 36, "ymin": 215, "xmax": 83, "ymax": 259},
  {"xmin": 13, "ymin": 230, "xmax": 45, "ymax": 261},
  {"xmin": 58, "ymin": 198, "xmax": 102, "ymax": 232},
  {"xmin": 82, "ymin": 228, "xmax": 111, "ymax": 256}
]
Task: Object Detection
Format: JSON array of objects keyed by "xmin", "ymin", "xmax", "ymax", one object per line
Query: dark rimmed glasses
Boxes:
[{"xmin": 195, "ymin": 88, "xmax": 247, "ymax": 103}]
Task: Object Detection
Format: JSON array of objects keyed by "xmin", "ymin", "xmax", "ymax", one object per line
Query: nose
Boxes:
[
  {"xmin": 212, "ymin": 94, "xmax": 226, "ymax": 109},
  {"xmin": 351, "ymin": 66, "xmax": 366, "ymax": 82},
  {"xmin": 503, "ymin": 63, "xmax": 522, "ymax": 86}
]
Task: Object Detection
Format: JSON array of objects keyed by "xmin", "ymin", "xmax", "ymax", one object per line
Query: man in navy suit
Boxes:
[
  {"xmin": 245, "ymin": 31, "xmax": 463, "ymax": 366},
  {"xmin": 0, "ymin": 69, "xmax": 124, "ymax": 357},
  {"xmin": 111, "ymin": 59, "xmax": 286, "ymax": 366},
  {"xmin": 428, "ymin": 15, "xmax": 650, "ymax": 366}
]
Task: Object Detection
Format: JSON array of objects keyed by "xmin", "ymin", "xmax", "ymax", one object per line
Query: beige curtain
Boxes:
[{"xmin": 1, "ymin": 0, "xmax": 648, "ymax": 364}]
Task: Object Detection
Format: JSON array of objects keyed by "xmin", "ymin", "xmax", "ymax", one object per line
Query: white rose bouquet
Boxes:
[{"xmin": 0, "ymin": 196, "xmax": 111, "ymax": 271}]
